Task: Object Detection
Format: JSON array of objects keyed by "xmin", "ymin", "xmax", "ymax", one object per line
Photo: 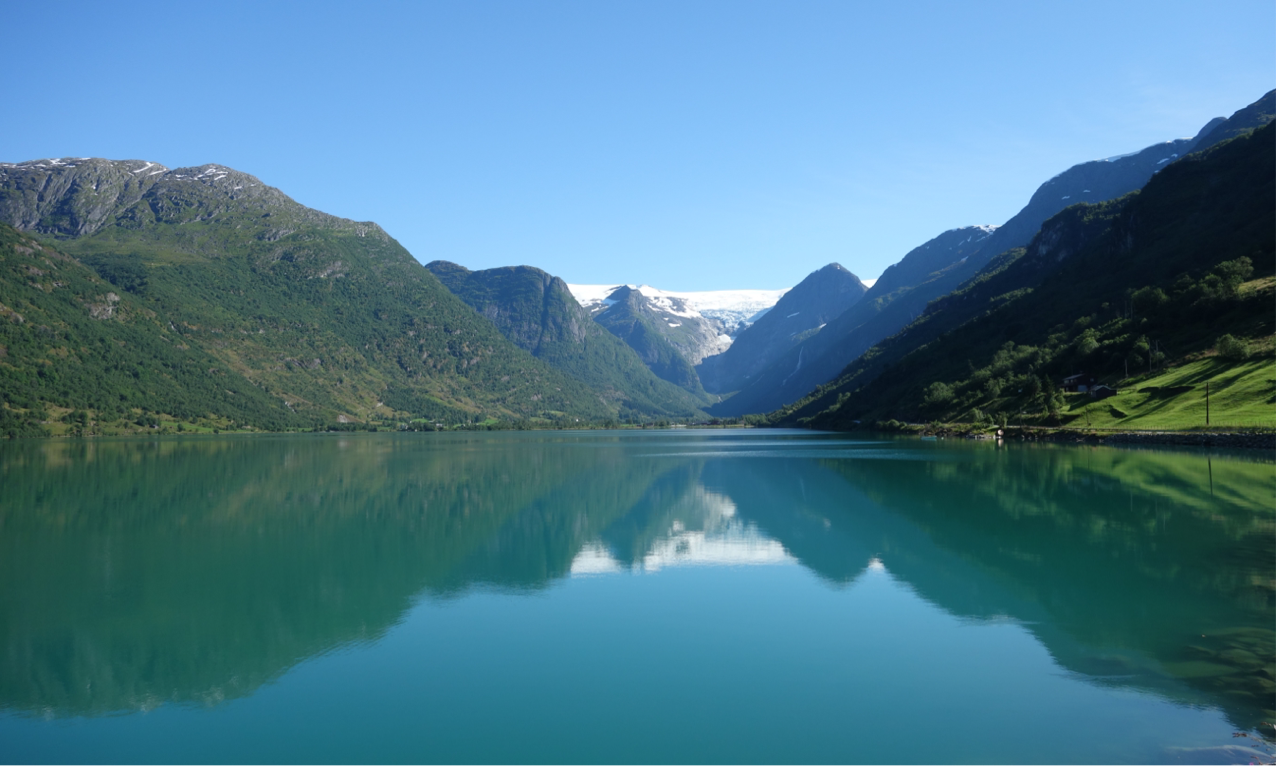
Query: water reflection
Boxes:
[
  {"xmin": 583, "ymin": 465, "xmax": 794, "ymax": 573},
  {"xmin": 813, "ymin": 442, "xmax": 1275, "ymax": 733},
  {"xmin": 0, "ymin": 432, "xmax": 1270, "ymax": 734}
]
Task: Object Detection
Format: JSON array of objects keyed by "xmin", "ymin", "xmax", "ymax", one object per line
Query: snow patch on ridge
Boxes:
[
  {"xmin": 566, "ymin": 283, "xmax": 790, "ymax": 321},
  {"xmin": 1102, "ymin": 150, "xmax": 1140, "ymax": 162}
]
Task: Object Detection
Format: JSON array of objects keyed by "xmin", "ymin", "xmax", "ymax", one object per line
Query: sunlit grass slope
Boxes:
[{"xmin": 1063, "ymin": 353, "xmax": 1275, "ymax": 431}]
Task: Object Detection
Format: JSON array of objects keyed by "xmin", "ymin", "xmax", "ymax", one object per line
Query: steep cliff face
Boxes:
[
  {"xmin": 427, "ymin": 261, "xmax": 591, "ymax": 349},
  {"xmin": 426, "ymin": 261, "xmax": 709, "ymax": 416}
]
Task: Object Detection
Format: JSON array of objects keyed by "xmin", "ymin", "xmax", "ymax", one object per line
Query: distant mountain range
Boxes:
[
  {"xmin": 696, "ymin": 264, "xmax": 868, "ymax": 395},
  {"xmin": 425, "ymin": 261, "xmax": 710, "ymax": 417},
  {"xmin": 709, "ymin": 225, "xmax": 1001, "ymax": 416},
  {"xmin": 707, "ymin": 89, "xmax": 1275, "ymax": 417},
  {"xmin": 0, "ymin": 89, "xmax": 1270, "ymax": 435},
  {"xmin": 569, "ymin": 284, "xmax": 790, "ymax": 339},
  {"xmin": 559, "ymin": 283, "xmax": 786, "ymax": 397},
  {"xmin": 782, "ymin": 118, "xmax": 1274, "ymax": 430}
]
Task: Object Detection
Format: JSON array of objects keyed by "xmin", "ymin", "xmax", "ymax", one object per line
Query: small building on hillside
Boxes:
[
  {"xmin": 1062, "ymin": 373, "xmax": 1095, "ymax": 393},
  {"xmin": 1090, "ymin": 385, "xmax": 1119, "ymax": 400}
]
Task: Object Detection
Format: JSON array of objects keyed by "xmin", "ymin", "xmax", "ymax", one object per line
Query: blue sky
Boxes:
[{"xmin": 3, "ymin": 0, "xmax": 1272, "ymax": 289}]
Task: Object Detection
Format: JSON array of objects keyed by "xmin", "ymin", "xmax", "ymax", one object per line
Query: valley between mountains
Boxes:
[{"xmin": 0, "ymin": 90, "xmax": 1271, "ymax": 437}]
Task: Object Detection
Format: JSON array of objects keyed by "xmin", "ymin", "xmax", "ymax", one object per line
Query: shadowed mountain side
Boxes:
[
  {"xmin": 1189, "ymin": 89, "xmax": 1274, "ymax": 153},
  {"xmin": 426, "ymin": 261, "xmax": 709, "ymax": 417},
  {"xmin": 697, "ymin": 264, "xmax": 867, "ymax": 395},
  {"xmin": 713, "ymin": 91, "xmax": 1274, "ymax": 416},
  {"xmin": 786, "ymin": 120, "xmax": 1275, "ymax": 428},
  {"xmin": 0, "ymin": 433, "xmax": 643, "ymax": 716},
  {"xmin": 962, "ymin": 110, "xmax": 1225, "ymax": 263},
  {"xmin": 709, "ymin": 226, "xmax": 998, "ymax": 415}
]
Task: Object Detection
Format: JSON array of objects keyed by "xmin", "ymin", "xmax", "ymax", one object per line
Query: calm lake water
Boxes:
[{"xmin": 0, "ymin": 430, "xmax": 1272, "ymax": 764}]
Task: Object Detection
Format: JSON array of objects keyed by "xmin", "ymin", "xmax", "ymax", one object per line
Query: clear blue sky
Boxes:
[{"xmin": 3, "ymin": 0, "xmax": 1272, "ymax": 289}]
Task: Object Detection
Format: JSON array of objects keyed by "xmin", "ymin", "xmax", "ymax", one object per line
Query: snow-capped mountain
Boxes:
[
  {"xmin": 567, "ymin": 284, "xmax": 790, "ymax": 349},
  {"xmin": 562, "ymin": 283, "xmax": 789, "ymax": 395}
]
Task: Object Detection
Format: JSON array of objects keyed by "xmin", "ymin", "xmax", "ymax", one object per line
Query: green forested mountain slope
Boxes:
[
  {"xmin": 588, "ymin": 286, "xmax": 709, "ymax": 396},
  {"xmin": 0, "ymin": 225, "xmax": 304, "ymax": 435},
  {"xmin": 778, "ymin": 122, "xmax": 1275, "ymax": 429},
  {"xmin": 0, "ymin": 159, "xmax": 613, "ymax": 434},
  {"xmin": 426, "ymin": 261, "xmax": 709, "ymax": 417},
  {"xmin": 716, "ymin": 91, "xmax": 1273, "ymax": 417}
]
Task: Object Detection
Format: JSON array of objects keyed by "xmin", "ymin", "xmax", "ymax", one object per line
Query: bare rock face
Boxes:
[
  {"xmin": 0, "ymin": 159, "xmax": 156, "ymax": 235},
  {"xmin": 0, "ymin": 158, "xmax": 387, "ymax": 242},
  {"xmin": 87, "ymin": 292, "xmax": 121, "ymax": 320},
  {"xmin": 582, "ymin": 286, "xmax": 725, "ymax": 365}
]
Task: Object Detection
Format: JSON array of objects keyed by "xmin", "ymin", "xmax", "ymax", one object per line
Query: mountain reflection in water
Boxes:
[{"xmin": 0, "ymin": 431, "xmax": 1271, "ymax": 737}]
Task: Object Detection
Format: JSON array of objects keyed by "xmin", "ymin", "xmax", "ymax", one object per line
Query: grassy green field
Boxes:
[{"xmin": 1061, "ymin": 353, "xmax": 1274, "ymax": 431}]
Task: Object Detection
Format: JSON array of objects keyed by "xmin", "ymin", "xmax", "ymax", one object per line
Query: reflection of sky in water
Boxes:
[
  {"xmin": 571, "ymin": 484, "xmax": 795, "ymax": 574},
  {"xmin": 0, "ymin": 432, "xmax": 1270, "ymax": 763}
]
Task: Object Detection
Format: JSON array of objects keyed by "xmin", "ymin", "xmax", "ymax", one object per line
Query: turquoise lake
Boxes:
[{"xmin": 0, "ymin": 430, "xmax": 1272, "ymax": 764}]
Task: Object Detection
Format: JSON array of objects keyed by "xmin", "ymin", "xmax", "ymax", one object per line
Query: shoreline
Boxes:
[
  {"xmin": 891, "ymin": 423, "xmax": 1275, "ymax": 451},
  {"xmin": 8, "ymin": 422, "xmax": 1274, "ymax": 451}
]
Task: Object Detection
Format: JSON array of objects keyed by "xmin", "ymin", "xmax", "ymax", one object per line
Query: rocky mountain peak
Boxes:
[
  {"xmin": 696, "ymin": 261, "xmax": 869, "ymax": 393},
  {"xmin": 0, "ymin": 157, "xmax": 386, "ymax": 242}
]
